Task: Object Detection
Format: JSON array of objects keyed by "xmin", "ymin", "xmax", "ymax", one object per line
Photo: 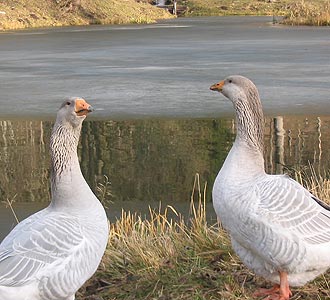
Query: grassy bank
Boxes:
[
  {"xmin": 1, "ymin": 0, "xmax": 330, "ymax": 30},
  {"xmin": 182, "ymin": 0, "xmax": 287, "ymax": 16},
  {"xmin": 182, "ymin": 0, "xmax": 330, "ymax": 25},
  {"xmin": 282, "ymin": 0, "xmax": 330, "ymax": 25},
  {"xmin": 77, "ymin": 171, "xmax": 330, "ymax": 300},
  {"xmin": 0, "ymin": 0, "xmax": 173, "ymax": 31}
]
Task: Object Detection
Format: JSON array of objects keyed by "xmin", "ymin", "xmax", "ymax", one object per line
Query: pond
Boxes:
[
  {"xmin": 0, "ymin": 16, "xmax": 330, "ymax": 240},
  {"xmin": 1, "ymin": 16, "xmax": 330, "ymax": 119}
]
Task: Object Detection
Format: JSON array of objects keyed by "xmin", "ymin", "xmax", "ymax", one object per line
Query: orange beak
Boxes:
[
  {"xmin": 210, "ymin": 80, "xmax": 225, "ymax": 92},
  {"xmin": 75, "ymin": 99, "xmax": 94, "ymax": 116}
]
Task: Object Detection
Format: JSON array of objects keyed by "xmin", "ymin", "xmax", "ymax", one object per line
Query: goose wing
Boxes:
[
  {"xmin": 230, "ymin": 175, "xmax": 330, "ymax": 269},
  {"xmin": 256, "ymin": 175, "xmax": 330, "ymax": 245},
  {"xmin": 0, "ymin": 209, "xmax": 85, "ymax": 287}
]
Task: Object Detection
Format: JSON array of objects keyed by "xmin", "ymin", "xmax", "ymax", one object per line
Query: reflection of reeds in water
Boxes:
[
  {"xmin": 0, "ymin": 120, "xmax": 51, "ymax": 203},
  {"xmin": 1, "ymin": 117, "xmax": 330, "ymax": 205},
  {"xmin": 264, "ymin": 116, "xmax": 329, "ymax": 177}
]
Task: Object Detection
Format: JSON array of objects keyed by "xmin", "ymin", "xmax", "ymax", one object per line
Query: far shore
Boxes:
[{"xmin": 1, "ymin": 0, "xmax": 330, "ymax": 32}]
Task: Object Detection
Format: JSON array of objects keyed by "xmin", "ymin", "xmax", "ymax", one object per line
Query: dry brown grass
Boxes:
[
  {"xmin": 282, "ymin": 0, "xmax": 330, "ymax": 25},
  {"xmin": 77, "ymin": 171, "xmax": 330, "ymax": 300},
  {"xmin": 183, "ymin": 0, "xmax": 330, "ymax": 26},
  {"xmin": 291, "ymin": 163, "xmax": 330, "ymax": 202},
  {"xmin": 0, "ymin": 0, "xmax": 173, "ymax": 30},
  {"xmin": 2, "ymin": 169, "xmax": 330, "ymax": 299},
  {"xmin": 183, "ymin": 0, "xmax": 284, "ymax": 16}
]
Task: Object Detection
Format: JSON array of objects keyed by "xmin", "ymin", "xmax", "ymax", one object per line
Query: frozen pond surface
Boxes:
[{"xmin": 0, "ymin": 16, "xmax": 330, "ymax": 119}]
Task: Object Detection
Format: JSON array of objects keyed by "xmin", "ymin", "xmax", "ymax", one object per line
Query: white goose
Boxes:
[
  {"xmin": 210, "ymin": 76, "xmax": 330, "ymax": 300},
  {"xmin": 0, "ymin": 98, "xmax": 109, "ymax": 300}
]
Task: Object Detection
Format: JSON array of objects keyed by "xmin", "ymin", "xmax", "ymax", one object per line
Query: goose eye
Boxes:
[
  {"xmin": 228, "ymin": 79, "xmax": 232, "ymax": 83},
  {"xmin": 66, "ymin": 102, "xmax": 71, "ymax": 106}
]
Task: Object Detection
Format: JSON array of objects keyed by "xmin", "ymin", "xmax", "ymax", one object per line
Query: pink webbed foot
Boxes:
[{"xmin": 253, "ymin": 272, "xmax": 292, "ymax": 300}]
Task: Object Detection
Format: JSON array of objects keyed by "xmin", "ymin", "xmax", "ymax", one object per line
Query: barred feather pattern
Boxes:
[
  {"xmin": 50, "ymin": 123, "xmax": 81, "ymax": 182},
  {"xmin": 0, "ymin": 101, "xmax": 109, "ymax": 300},
  {"xmin": 212, "ymin": 75, "xmax": 330, "ymax": 287},
  {"xmin": 234, "ymin": 87, "xmax": 264, "ymax": 153},
  {"xmin": 0, "ymin": 211, "xmax": 108, "ymax": 299},
  {"xmin": 37, "ymin": 216, "xmax": 107, "ymax": 299}
]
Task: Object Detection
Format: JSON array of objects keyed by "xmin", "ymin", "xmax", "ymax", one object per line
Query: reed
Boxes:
[
  {"xmin": 290, "ymin": 163, "xmax": 330, "ymax": 203},
  {"xmin": 78, "ymin": 174, "xmax": 243, "ymax": 300},
  {"xmin": 2, "ymin": 169, "xmax": 330, "ymax": 299},
  {"xmin": 96, "ymin": 175, "xmax": 113, "ymax": 210},
  {"xmin": 78, "ymin": 169, "xmax": 330, "ymax": 299},
  {"xmin": 1, "ymin": 194, "xmax": 19, "ymax": 224}
]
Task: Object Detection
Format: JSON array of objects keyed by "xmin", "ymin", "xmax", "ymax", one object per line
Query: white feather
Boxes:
[
  {"xmin": 0, "ymin": 98, "xmax": 109, "ymax": 300},
  {"xmin": 212, "ymin": 76, "xmax": 330, "ymax": 287}
]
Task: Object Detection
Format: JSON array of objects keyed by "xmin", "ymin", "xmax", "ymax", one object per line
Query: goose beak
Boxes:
[
  {"xmin": 210, "ymin": 80, "xmax": 225, "ymax": 92},
  {"xmin": 75, "ymin": 99, "xmax": 93, "ymax": 116}
]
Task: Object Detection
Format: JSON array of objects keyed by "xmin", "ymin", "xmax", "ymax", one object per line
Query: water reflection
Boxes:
[
  {"xmin": 1, "ymin": 116, "xmax": 330, "ymax": 237},
  {"xmin": 1, "ymin": 117, "xmax": 330, "ymax": 203},
  {"xmin": 0, "ymin": 119, "xmax": 232, "ymax": 204}
]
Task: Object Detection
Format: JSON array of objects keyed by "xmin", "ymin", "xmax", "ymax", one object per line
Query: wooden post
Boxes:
[
  {"xmin": 274, "ymin": 116, "xmax": 285, "ymax": 174},
  {"xmin": 173, "ymin": 0, "xmax": 177, "ymax": 15}
]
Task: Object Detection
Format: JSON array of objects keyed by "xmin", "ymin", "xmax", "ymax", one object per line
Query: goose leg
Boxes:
[
  {"xmin": 278, "ymin": 271, "xmax": 292, "ymax": 300},
  {"xmin": 253, "ymin": 272, "xmax": 292, "ymax": 300}
]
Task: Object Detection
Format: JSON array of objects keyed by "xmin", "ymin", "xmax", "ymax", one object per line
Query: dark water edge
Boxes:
[{"xmin": 0, "ymin": 115, "xmax": 329, "ymax": 239}]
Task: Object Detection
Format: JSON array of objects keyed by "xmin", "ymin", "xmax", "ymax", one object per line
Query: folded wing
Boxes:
[{"xmin": 0, "ymin": 209, "xmax": 85, "ymax": 287}]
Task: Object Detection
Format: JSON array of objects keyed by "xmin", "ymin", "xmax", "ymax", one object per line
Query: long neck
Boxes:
[
  {"xmin": 228, "ymin": 90, "xmax": 265, "ymax": 176},
  {"xmin": 234, "ymin": 90, "xmax": 264, "ymax": 154},
  {"xmin": 50, "ymin": 123, "xmax": 81, "ymax": 178},
  {"xmin": 49, "ymin": 122, "xmax": 93, "ymax": 209}
]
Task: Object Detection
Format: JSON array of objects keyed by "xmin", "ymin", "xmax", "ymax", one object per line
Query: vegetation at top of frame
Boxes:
[
  {"xmin": 282, "ymin": 0, "xmax": 330, "ymax": 25},
  {"xmin": 1, "ymin": 0, "xmax": 329, "ymax": 30},
  {"xmin": 75, "ymin": 171, "xmax": 330, "ymax": 300},
  {"xmin": 0, "ymin": 0, "xmax": 173, "ymax": 31},
  {"xmin": 181, "ymin": 0, "xmax": 330, "ymax": 25}
]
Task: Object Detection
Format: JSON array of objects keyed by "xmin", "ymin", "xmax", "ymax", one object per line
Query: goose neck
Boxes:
[
  {"xmin": 234, "ymin": 98, "xmax": 264, "ymax": 154},
  {"xmin": 50, "ymin": 123, "xmax": 81, "ymax": 179},
  {"xmin": 49, "ymin": 122, "xmax": 94, "ymax": 209}
]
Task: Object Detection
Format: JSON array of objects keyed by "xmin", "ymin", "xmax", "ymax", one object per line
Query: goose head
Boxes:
[
  {"xmin": 210, "ymin": 75, "xmax": 264, "ymax": 152},
  {"xmin": 210, "ymin": 75, "xmax": 260, "ymax": 107},
  {"xmin": 51, "ymin": 97, "xmax": 94, "ymax": 179},
  {"xmin": 56, "ymin": 97, "xmax": 94, "ymax": 128}
]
